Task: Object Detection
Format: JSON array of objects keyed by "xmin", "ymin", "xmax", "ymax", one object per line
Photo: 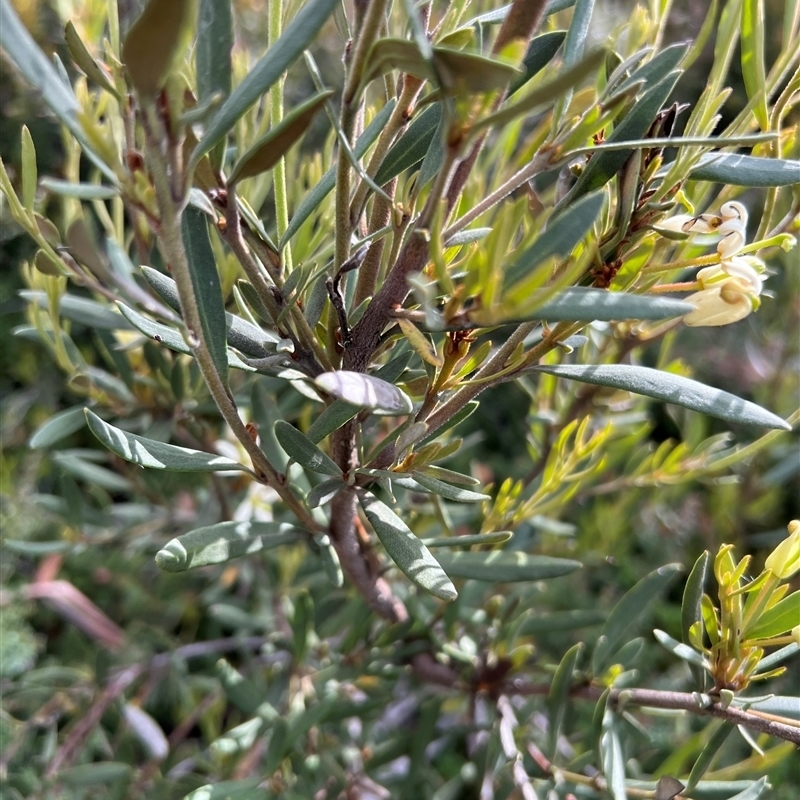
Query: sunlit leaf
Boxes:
[
  {"xmin": 420, "ymin": 531, "xmax": 513, "ymax": 548},
  {"xmin": 374, "ymin": 103, "xmax": 442, "ymax": 186},
  {"xmin": 65, "ymin": 20, "xmax": 120, "ymax": 98},
  {"xmin": 314, "ymin": 371, "xmax": 414, "ymax": 416},
  {"xmin": 434, "ymin": 551, "xmax": 581, "ymax": 582},
  {"xmin": 688, "ymin": 153, "xmax": 800, "ymax": 187},
  {"xmin": 744, "ymin": 592, "xmax": 800, "ymax": 640},
  {"xmin": 409, "ymin": 472, "xmax": 490, "ymax": 503}
]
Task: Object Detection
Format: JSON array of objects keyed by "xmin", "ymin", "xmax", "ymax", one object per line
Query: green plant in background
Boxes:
[{"xmin": 0, "ymin": 0, "xmax": 798, "ymax": 797}]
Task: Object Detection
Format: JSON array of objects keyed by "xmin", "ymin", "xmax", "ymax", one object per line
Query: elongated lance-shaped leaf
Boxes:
[
  {"xmin": 505, "ymin": 192, "xmax": 605, "ymax": 286},
  {"xmin": 592, "ymin": 563, "xmax": 682, "ymax": 674},
  {"xmin": 408, "ymin": 472, "xmax": 490, "ymax": 503},
  {"xmin": 653, "ymin": 629, "xmax": 708, "ymax": 669},
  {"xmin": 509, "ymin": 30, "xmax": 567, "ymax": 95},
  {"xmin": 307, "ymin": 478, "xmax": 345, "ymax": 508},
  {"xmin": 85, "ymin": 410, "xmax": 247, "ymax": 472},
  {"xmin": 122, "ymin": 0, "xmax": 192, "ymax": 97},
  {"xmin": 685, "ymin": 721, "xmax": 734, "ymax": 791},
  {"xmin": 688, "ymin": 153, "xmax": 800, "ymax": 186},
  {"xmin": 282, "ymin": 99, "xmax": 396, "ymax": 246},
  {"xmin": 0, "ymin": 1, "xmax": 117, "ymax": 182},
  {"xmin": 307, "ymin": 400, "xmax": 361, "ymax": 443},
  {"xmin": 421, "ymin": 531, "xmax": 513, "ymax": 548},
  {"xmin": 20, "ymin": 290, "xmax": 133, "ymax": 331},
  {"xmin": 182, "ymin": 207, "xmax": 229, "ymax": 384},
  {"xmin": 563, "ymin": 71, "xmax": 681, "ymax": 203},
  {"xmin": 374, "ymin": 103, "xmax": 442, "ymax": 185},
  {"xmin": 274, "ymin": 420, "xmax": 341, "ymax": 476},
  {"xmin": 682, "ymin": 551, "xmax": 709, "ymax": 644},
  {"xmin": 156, "ymin": 520, "xmax": 301, "ymax": 572},
  {"xmin": 547, "ymin": 643, "xmax": 584, "ymax": 759},
  {"xmin": 228, "ymin": 91, "xmax": 332, "ymax": 185},
  {"xmin": 29, "ymin": 406, "xmax": 88, "ymax": 449},
  {"xmin": 216, "ymin": 659, "xmax": 261, "ymax": 715},
  {"xmin": 64, "ymin": 21, "xmax": 120, "ymax": 98},
  {"xmin": 534, "ymin": 364, "xmax": 791, "ymax": 430},
  {"xmin": 556, "ymin": 0, "xmax": 595, "ymax": 119},
  {"xmin": 742, "ymin": 696, "xmax": 800, "ymax": 721},
  {"xmin": 740, "ymin": 0, "xmax": 768, "ymax": 129},
  {"xmin": 614, "ymin": 42, "xmax": 689, "ymax": 95},
  {"xmin": 314, "ymin": 371, "xmax": 414, "ymax": 416},
  {"xmin": 434, "ymin": 551, "xmax": 581, "ymax": 582},
  {"xmin": 519, "ymin": 609, "xmax": 606, "ymax": 635},
  {"xmin": 601, "ymin": 712, "xmax": 627, "ymax": 800},
  {"xmin": 744, "ymin": 592, "xmax": 800, "ymax": 640},
  {"xmin": 358, "ymin": 490, "xmax": 457, "ymax": 601},
  {"xmin": 192, "ymin": 0, "xmax": 339, "ymax": 164},
  {"xmin": 196, "ymin": 0, "xmax": 232, "ymax": 105},
  {"xmin": 39, "ymin": 178, "xmax": 118, "ymax": 200}
]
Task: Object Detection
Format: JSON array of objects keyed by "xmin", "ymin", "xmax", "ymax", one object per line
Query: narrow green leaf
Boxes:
[
  {"xmin": 509, "ymin": 30, "xmax": 567, "ymax": 95},
  {"xmin": 59, "ymin": 763, "xmax": 131, "ymax": 787},
  {"xmin": 228, "ymin": 91, "xmax": 332, "ymax": 185},
  {"xmin": 740, "ymin": 0, "xmax": 768, "ymax": 129},
  {"xmin": 374, "ymin": 103, "xmax": 442, "ymax": 186},
  {"xmin": 592, "ymin": 564, "xmax": 682, "ymax": 674},
  {"xmin": 282, "ymin": 99, "xmax": 395, "ymax": 245},
  {"xmin": 155, "ymin": 520, "xmax": 301, "ymax": 572},
  {"xmin": 417, "ymin": 114, "xmax": 445, "ymax": 188},
  {"xmin": 421, "ymin": 531, "xmax": 513, "ymax": 548},
  {"xmin": 292, "ymin": 590, "xmax": 313, "ymax": 663},
  {"xmin": 686, "ymin": 721, "xmax": 734, "ymax": 791},
  {"xmin": 533, "ymin": 364, "xmax": 791, "ymax": 430},
  {"xmin": 39, "ymin": 177, "xmax": 118, "ymax": 199},
  {"xmin": 564, "ymin": 71, "xmax": 681, "ymax": 202},
  {"xmin": 358, "ymin": 490, "xmax": 457, "ymax": 601},
  {"xmin": 29, "ymin": 406, "xmax": 88, "ymax": 449},
  {"xmin": 505, "ymin": 192, "xmax": 605, "ymax": 285},
  {"xmin": 615, "ymin": 42, "xmax": 689, "ymax": 94},
  {"xmin": 20, "ymin": 125, "xmax": 36, "ymax": 211},
  {"xmin": 547, "ymin": 643, "xmax": 584, "ymax": 758},
  {"xmin": 445, "ymin": 228, "xmax": 492, "ymax": 247},
  {"xmin": 476, "ymin": 47, "xmax": 606, "ymax": 133},
  {"xmin": 601, "ymin": 712, "xmax": 627, "ymax": 800},
  {"xmin": 182, "ymin": 207, "xmax": 229, "ymax": 384},
  {"xmin": 64, "ymin": 20, "xmax": 120, "ymax": 98},
  {"xmin": 421, "ymin": 400, "xmax": 479, "ymax": 441},
  {"xmin": 722, "ymin": 778, "xmax": 769, "ymax": 800},
  {"xmin": 86, "ymin": 410, "xmax": 247, "ymax": 472},
  {"xmin": 745, "ymin": 592, "xmax": 800, "ymax": 640},
  {"xmin": 683, "ymin": 551, "xmax": 710, "ymax": 644},
  {"xmin": 265, "ymin": 718, "xmax": 290, "ymax": 774},
  {"xmin": 688, "ymin": 153, "xmax": 800, "ymax": 187},
  {"xmin": 216, "ymin": 659, "xmax": 262, "ymax": 715},
  {"xmin": 314, "ymin": 371, "xmax": 414, "ymax": 416},
  {"xmin": 274, "ymin": 420, "xmax": 341, "ymax": 476},
  {"xmin": 653, "ymin": 629, "xmax": 708, "ymax": 668},
  {"xmin": 122, "ymin": 0, "xmax": 192, "ymax": 97},
  {"xmin": 52, "ymin": 451, "xmax": 132, "ymax": 492},
  {"xmin": 196, "ymin": 0, "xmax": 232, "ymax": 105},
  {"xmin": 192, "ymin": 0, "xmax": 339, "ymax": 163},
  {"xmin": 307, "ymin": 478, "xmax": 344, "ymax": 508},
  {"xmin": 434, "ymin": 551, "xmax": 581, "ymax": 582},
  {"xmin": 20, "ymin": 290, "xmax": 133, "ymax": 331},
  {"xmin": 306, "ymin": 400, "xmax": 361, "ymax": 443},
  {"xmin": 0, "ymin": 1, "xmax": 117, "ymax": 182},
  {"xmin": 410, "ymin": 472, "xmax": 490, "ymax": 503},
  {"xmin": 742, "ymin": 696, "xmax": 800, "ymax": 721},
  {"xmin": 314, "ymin": 533, "xmax": 343, "ymax": 587},
  {"xmin": 518, "ymin": 609, "xmax": 606, "ymax": 635},
  {"xmin": 754, "ymin": 643, "xmax": 798, "ymax": 673}
]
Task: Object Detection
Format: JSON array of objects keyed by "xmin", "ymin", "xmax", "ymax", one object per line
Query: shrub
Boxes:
[{"xmin": 1, "ymin": 0, "xmax": 798, "ymax": 797}]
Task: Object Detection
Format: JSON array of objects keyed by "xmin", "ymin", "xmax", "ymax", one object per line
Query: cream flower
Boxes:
[
  {"xmin": 765, "ymin": 520, "xmax": 800, "ymax": 579},
  {"xmin": 683, "ymin": 277, "xmax": 759, "ymax": 327}
]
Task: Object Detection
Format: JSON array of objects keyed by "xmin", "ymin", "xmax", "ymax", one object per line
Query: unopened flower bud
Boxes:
[{"xmin": 765, "ymin": 520, "xmax": 800, "ymax": 579}]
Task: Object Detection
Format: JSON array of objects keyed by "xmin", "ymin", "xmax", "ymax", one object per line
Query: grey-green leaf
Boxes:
[
  {"xmin": 592, "ymin": 563, "xmax": 683, "ymax": 674},
  {"xmin": 683, "ymin": 550, "xmax": 709, "ymax": 644},
  {"xmin": 228, "ymin": 91, "xmax": 332, "ymax": 185},
  {"xmin": 192, "ymin": 0, "xmax": 339, "ymax": 164},
  {"xmin": 547, "ymin": 643, "xmax": 583, "ymax": 758},
  {"xmin": 616, "ymin": 41, "xmax": 689, "ymax": 94},
  {"xmin": 506, "ymin": 192, "xmax": 605, "ymax": 285},
  {"xmin": 358, "ymin": 490, "xmax": 457, "ymax": 601},
  {"xmin": 533, "ymin": 364, "xmax": 791, "ymax": 430},
  {"xmin": 688, "ymin": 153, "xmax": 800, "ymax": 187},
  {"xmin": 409, "ymin": 472, "xmax": 490, "ymax": 503},
  {"xmin": 742, "ymin": 696, "xmax": 800, "ymax": 721},
  {"xmin": 86, "ymin": 410, "xmax": 247, "ymax": 472},
  {"xmin": 20, "ymin": 290, "xmax": 133, "ymax": 331},
  {"xmin": 64, "ymin": 20, "xmax": 120, "ymax": 98},
  {"xmin": 653, "ymin": 629, "xmax": 708, "ymax": 668},
  {"xmin": 518, "ymin": 609, "xmax": 606, "ymax": 635},
  {"xmin": 39, "ymin": 177, "xmax": 118, "ymax": 200},
  {"xmin": 156, "ymin": 520, "xmax": 300, "ymax": 572},
  {"xmin": 421, "ymin": 531, "xmax": 513, "ymax": 548},
  {"xmin": 509, "ymin": 30, "xmax": 567, "ymax": 95},
  {"xmin": 434, "ymin": 551, "xmax": 581, "ymax": 582},
  {"xmin": 282, "ymin": 99, "xmax": 395, "ymax": 246},
  {"xmin": 196, "ymin": 0, "xmax": 232, "ymax": 105},
  {"xmin": 182, "ymin": 207, "xmax": 229, "ymax": 384},
  {"xmin": 29, "ymin": 406, "xmax": 88, "ymax": 449},
  {"xmin": 274, "ymin": 420, "xmax": 341, "ymax": 476},
  {"xmin": 307, "ymin": 478, "xmax": 345, "ymax": 508},
  {"xmin": 686, "ymin": 721, "xmax": 734, "ymax": 791},
  {"xmin": 314, "ymin": 371, "xmax": 414, "ymax": 416},
  {"xmin": 307, "ymin": 400, "xmax": 362, "ymax": 443},
  {"xmin": 122, "ymin": 0, "xmax": 192, "ymax": 97},
  {"xmin": 374, "ymin": 103, "xmax": 442, "ymax": 186}
]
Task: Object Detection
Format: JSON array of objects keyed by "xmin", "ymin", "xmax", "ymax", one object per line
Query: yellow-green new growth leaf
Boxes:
[
  {"xmin": 122, "ymin": 0, "xmax": 193, "ymax": 97},
  {"xmin": 228, "ymin": 91, "xmax": 333, "ymax": 185},
  {"xmin": 20, "ymin": 125, "xmax": 36, "ymax": 211},
  {"xmin": 64, "ymin": 21, "xmax": 120, "ymax": 99}
]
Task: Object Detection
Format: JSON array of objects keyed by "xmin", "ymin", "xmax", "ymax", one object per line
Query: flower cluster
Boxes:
[{"xmin": 661, "ymin": 201, "xmax": 767, "ymax": 327}]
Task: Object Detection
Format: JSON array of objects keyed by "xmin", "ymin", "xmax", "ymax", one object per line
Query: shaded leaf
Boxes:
[
  {"xmin": 434, "ymin": 551, "xmax": 581, "ymax": 582},
  {"xmin": 228, "ymin": 91, "xmax": 332, "ymax": 184},
  {"xmin": 20, "ymin": 290, "xmax": 133, "ymax": 331},
  {"xmin": 358, "ymin": 490, "xmax": 457, "ymax": 601},
  {"xmin": 53, "ymin": 451, "xmax": 132, "ymax": 492},
  {"xmin": 29, "ymin": 406, "xmax": 88, "ymax": 449},
  {"xmin": 274, "ymin": 420, "xmax": 341, "ymax": 476},
  {"xmin": 59, "ymin": 763, "xmax": 131, "ymax": 787},
  {"xmin": 533, "ymin": 364, "xmax": 791, "ymax": 430},
  {"xmin": 192, "ymin": 0, "xmax": 339, "ymax": 164},
  {"xmin": 615, "ymin": 42, "xmax": 689, "ymax": 94},
  {"xmin": 509, "ymin": 30, "xmax": 567, "ymax": 95},
  {"xmin": 683, "ymin": 551, "xmax": 710, "ymax": 643},
  {"xmin": 686, "ymin": 721, "xmax": 733, "ymax": 791},
  {"xmin": 64, "ymin": 20, "xmax": 119, "ymax": 98},
  {"xmin": 653, "ymin": 629, "xmax": 708, "ymax": 668},
  {"xmin": 548, "ymin": 643, "xmax": 583, "ymax": 758},
  {"xmin": 592, "ymin": 563, "xmax": 683, "ymax": 674},
  {"xmin": 306, "ymin": 400, "xmax": 361, "ymax": 443},
  {"xmin": 307, "ymin": 478, "xmax": 345, "ymax": 508},
  {"xmin": 216, "ymin": 659, "xmax": 261, "ymax": 715},
  {"xmin": 122, "ymin": 0, "xmax": 192, "ymax": 97},
  {"xmin": 155, "ymin": 520, "xmax": 301, "ymax": 571},
  {"xmin": 314, "ymin": 371, "xmax": 413, "ymax": 416},
  {"xmin": 196, "ymin": 0, "xmax": 232, "ymax": 105},
  {"xmin": 40, "ymin": 177, "xmax": 118, "ymax": 199},
  {"xmin": 740, "ymin": 0, "xmax": 768, "ymax": 129},
  {"xmin": 86, "ymin": 410, "xmax": 247, "ymax": 472},
  {"xmin": 420, "ymin": 531, "xmax": 513, "ymax": 548},
  {"xmin": 518, "ymin": 609, "xmax": 606, "ymax": 635},
  {"xmin": 374, "ymin": 103, "xmax": 442, "ymax": 186},
  {"xmin": 20, "ymin": 125, "xmax": 36, "ymax": 210},
  {"xmin": 182, "ymin": 207, "xmax": 229, "ymax": 384},
  {"xmin": 688, "ymin": 153, "xmax": 800, "ymax": 187},
  {"xmin": 505, "ymin": 192, "xmax": 605, "ymax": 285},
  {"xmin": 282, "ymin": 99, "xmax": 396, "ymax": 245}
]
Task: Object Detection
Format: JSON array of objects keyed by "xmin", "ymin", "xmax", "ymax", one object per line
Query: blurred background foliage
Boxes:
[{"xmin": 0, "ymin": 0, "xmax": 798, "ymax": 798}]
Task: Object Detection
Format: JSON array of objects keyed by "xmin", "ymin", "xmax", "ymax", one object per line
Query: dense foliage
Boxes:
[{"xmin": 1, "ymin": 0, "xmax": 798, "ymax": 798}]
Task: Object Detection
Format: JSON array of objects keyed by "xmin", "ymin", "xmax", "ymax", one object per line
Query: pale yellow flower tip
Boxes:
[
  {"xmin": 765, "ymin": 521, "xmax": 800, "ymax": 579},
  {"xmin": 682, "ymin": 280, "xmax": 756, "ymax": 327},
  {"xmin": 792, "ymin": 625, "xmax": 800, "ymax": 648}
]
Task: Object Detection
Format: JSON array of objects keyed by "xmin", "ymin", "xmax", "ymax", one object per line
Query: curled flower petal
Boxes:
[
  {"xmin": 657, "ymin": 214, "xmax": 696, "ymax": 233},
  {"xmin": 720, "ymin": 201, "xmax": 748, "ymax": 226},
  {"xmin": 720, "ymin": 255, "xmax": 765, "ymax": 294},
  {"xmin": 717, "ymin": 228, "xmax": 746, "ymax": 259}
]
